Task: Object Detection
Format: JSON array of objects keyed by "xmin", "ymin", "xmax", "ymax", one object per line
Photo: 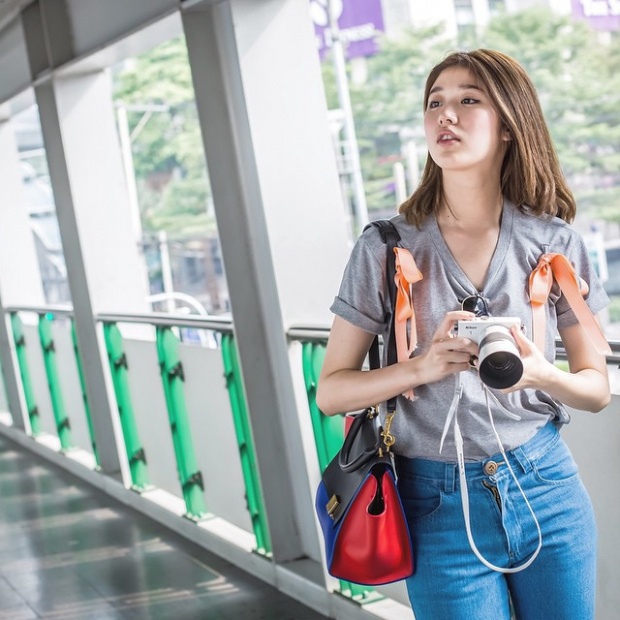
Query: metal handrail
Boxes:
[
  {"xmin": 287, "ymin": 326, "xmax": 331, "ymax": 342},
  {"xmin": 5, "ymin": 306, "xmax": 234, "ymax": 333},
  {"xmin": 6, "ymin": 306, "xmax": 620, "ymax": 364},
  {"xmin": 5, "ymin": 305, "xmax": 74, "ymax": 317},
  {"xmin": 288, "ymin": 326, "xmax": 620, "ymax": 366},
  {"xmin": 97, "ymin": 312, "xmax": 234, "ymax": 333},
  {"xmin": 555, "ymin": 337, "xmax": 620, "ymax": 365}
]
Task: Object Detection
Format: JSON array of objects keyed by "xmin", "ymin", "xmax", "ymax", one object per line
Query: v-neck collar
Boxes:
[{"xmin": 428, "ymin": 198, "xmax": 514, "ymax": 295}]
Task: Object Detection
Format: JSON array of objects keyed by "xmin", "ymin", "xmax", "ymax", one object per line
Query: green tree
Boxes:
[
  {"xmin": 481, "ymin": 8, "xmax": 620, "ymax": 223},
  {"xmin": 345, "ymin": 25, "xmax": 449, "ymax": 214},
  {"xmin": 113, "ymin": 37, "xmax": 213, "ymax": 235},
  {"xmin": 338, "ymin": 8, "xmax": 620, "ymax": 220}
]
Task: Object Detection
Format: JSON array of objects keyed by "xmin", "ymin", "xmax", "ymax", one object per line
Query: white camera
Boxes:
[{"xmin": 456, "ymin": 317, "xmax": 523, "ymax": 389}]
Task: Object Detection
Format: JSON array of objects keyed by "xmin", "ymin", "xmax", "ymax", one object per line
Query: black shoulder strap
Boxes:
[
  {"xmin": 365, "ymin": 218, "xmax": 401, "ymax": 243},
  {"xmin": 364, "ymin": 221, "xmax": 400, "ymax": 325},
  {"xmin": 364, "ymin": 220, "xmax": 400, "ymax": 413}
]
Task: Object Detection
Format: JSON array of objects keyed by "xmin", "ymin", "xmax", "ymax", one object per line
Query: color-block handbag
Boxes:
[{"xmin": 315, "ymin": 220, "xmax": 415, "ymax": 586}]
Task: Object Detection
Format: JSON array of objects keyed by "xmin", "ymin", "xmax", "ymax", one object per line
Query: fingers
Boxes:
[
  {"xmin": 432, "ymin": 310, "xmax": 475, "ymax": 343},
  {"xmin": 428, "ymin": 336, "xmax": 478, "ymax": 375},
  {"xmin": 414, "ymin": 310, "xmax": 480, "ymax": 385},
  {"xmin": 510, "ymin": 325, "xmax": 533, "ymax": 355},
  {"xmin": 435, "ymin": 336, "xmax": 476, "ymax": 354}
]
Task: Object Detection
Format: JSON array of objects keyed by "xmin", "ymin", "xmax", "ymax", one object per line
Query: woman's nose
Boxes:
[{"xmin": 439, "ymin": 111, "xmax": 455, "ymax": 125}]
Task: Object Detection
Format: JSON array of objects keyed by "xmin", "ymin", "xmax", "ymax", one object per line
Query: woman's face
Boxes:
[{"xmin": 423, "ymin": 67, "xmax": 509, "ymax": 175}]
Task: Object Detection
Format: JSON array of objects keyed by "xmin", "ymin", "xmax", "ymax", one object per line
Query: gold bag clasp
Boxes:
[{"xmin": 326, "ymin": 494, "xmax": 340, "ymax": 519}]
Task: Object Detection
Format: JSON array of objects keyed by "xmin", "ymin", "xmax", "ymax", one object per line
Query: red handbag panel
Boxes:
[{"xmin": 330, "ymin": 470, "xmax": 414, "ymax": 585}]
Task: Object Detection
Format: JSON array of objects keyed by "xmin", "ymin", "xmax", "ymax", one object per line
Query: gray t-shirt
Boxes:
[{"xmin": 330, "ymin": 200, "xmax": 609, "ymax": 461}]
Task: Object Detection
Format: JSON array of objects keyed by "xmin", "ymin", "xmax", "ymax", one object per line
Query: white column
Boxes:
[
  {"xmin": 231, "ymin": 0, "xmax": 352, "ymax": 328},
  {"xmin": 35, "ymin": 69, "xmax": 151, "ymax": 479},
  {"xmin": 181, "ymin": 0, "xmax": 351, "ymax": 564},
  {"xmin": 0, "ymin": 111, "xmax": 47, "ymax": 430},
  {"xmin": 229, "ymin": 1, "xmax": 357, "ymax": 564}
]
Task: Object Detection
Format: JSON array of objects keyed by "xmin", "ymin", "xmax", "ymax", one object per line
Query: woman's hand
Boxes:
[
  {"xmin": 411, "ymin": 310, "xmax": 479, "ymax": 386},
  {"xmin": 499, "ymin": 326, "xmax": 553, "ymax": 393},
  {"xmin": 500, "ymin": 321, "xmax": 610, "ymax": 412},
  {"xmin": 317, "ymin": 312, "xmax": 479, "ymax": 415}
]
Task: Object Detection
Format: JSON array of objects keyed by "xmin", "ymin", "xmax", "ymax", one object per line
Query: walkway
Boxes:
[{"xmin": 0, "ymin": 434, "xmax": 328, "ymax": 620}]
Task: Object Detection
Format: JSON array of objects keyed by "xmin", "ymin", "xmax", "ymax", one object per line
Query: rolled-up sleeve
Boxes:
[{"xmin": 329, "ymin": 230, "xmax": 388, "ymax": 335}]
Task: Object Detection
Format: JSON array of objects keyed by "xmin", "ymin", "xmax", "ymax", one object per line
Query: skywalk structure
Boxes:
[{"xmin": 0, "ymin": 1, "xmax": 617, "ymax": 619}]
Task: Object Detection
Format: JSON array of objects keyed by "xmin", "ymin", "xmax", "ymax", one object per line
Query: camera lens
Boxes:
[
  {"xmin": 486, "ymin": 351, "xmax": 513, "ymax": 371},
  {"xmin": 478, "ymin": 327, "xmax": 523, "ymax": 389}
]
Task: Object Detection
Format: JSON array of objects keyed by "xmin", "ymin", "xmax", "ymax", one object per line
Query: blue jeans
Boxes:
[{"xmin": 395, "ymin": 423, "xmax": 597, "ymax": 620}]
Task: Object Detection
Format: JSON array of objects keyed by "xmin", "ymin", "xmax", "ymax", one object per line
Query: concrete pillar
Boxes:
[
  {"xmin": 0, "ymin": 110, "xmax": 47, "ymax": 430},
  {"xmin": 35, "ymin": 70, "xmax": 151, "ymax": 480},
  {"xmin": 181, "ymin": 0, "xmax": 350, "ymax": 563}
]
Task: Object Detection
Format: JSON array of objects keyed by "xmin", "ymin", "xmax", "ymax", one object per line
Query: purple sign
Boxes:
[
  {"xmin": 571, "ymin": 0, "xmax": 620, "ymax": 31},
  {"xmin": 309, "ymin": 0, "xmax": 385, "ymax": 60}
]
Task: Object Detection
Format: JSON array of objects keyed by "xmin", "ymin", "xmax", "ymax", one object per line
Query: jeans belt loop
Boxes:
[
  {"xmin": 511, "ymin": 445, "xmax": 533, "ymax": 474},
  {"xmin": 445, "ymin": 463, "xmax": 456, "ymax": 493}
]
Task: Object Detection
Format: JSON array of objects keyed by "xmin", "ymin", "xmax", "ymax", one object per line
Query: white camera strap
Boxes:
[
  {"xmin": 439, "ymin": 373, "xmax": 521, "ymax": 456},
  {"xmin": 446, "ymin": 374, "xmax": 542, "ymax": 573}
]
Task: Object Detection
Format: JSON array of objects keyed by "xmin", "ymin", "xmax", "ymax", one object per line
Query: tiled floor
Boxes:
[{"xmin": 0, "ymin": 435, "xmax": 328, "ymax": 620}]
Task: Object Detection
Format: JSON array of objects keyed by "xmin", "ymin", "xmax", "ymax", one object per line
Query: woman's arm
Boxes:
[
  {"xmin": 505, "ymin": 319, "xmax": 610, "ymax": 412},
  {"xmin": 316, "ymin": 313, "xmax": 477, "ymax": 416}
]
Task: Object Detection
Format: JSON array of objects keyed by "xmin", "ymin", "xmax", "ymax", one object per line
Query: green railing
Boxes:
[
  {"xmin": 102, "ymin": 322, "xmax": 150, "ymax": 490},
  {"xmin": 156, "ymin": 324, "xmax": 207, "ymax": 519},
  {"xmin": 10, "ymin": 312, "xmax": 41, "ymax": 436},
  {"xmin": 5, "ymin": 308, "xmax": 618, "ymax": 607},
  {"xmin": 6, "ymin": 305, "xmax": 273, "ymax": 553},
  {"xmin": 2, "ymin": 309, "xmax": 387, "ymax": 600},
  {"xmin": 221, "ymin": 332, "xmax": 271, "ymax": 554},
  {"xmin": 98, "ymin": 312, "xmax": 271, "ymax": 552},
  {"xmin": 9, "ymin": 308, "xmax": 93, "ymax": 451},
  {"xmin": 38, "ymin": 312, "xmax": 74, "ymax": 450},
  {"xmin": 71, "ymin": 320, "xmax": 99, "ymax": 464}
]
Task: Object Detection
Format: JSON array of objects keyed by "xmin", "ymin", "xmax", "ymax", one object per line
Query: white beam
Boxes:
[{"xmin": 35, "ymin": 70, "xmax": 151, "ymax": 479}]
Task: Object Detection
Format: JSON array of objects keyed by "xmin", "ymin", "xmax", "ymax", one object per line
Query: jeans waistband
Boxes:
[{"xmin": 395, "ymin": 421, "xmax": 560, "ymax": 490}]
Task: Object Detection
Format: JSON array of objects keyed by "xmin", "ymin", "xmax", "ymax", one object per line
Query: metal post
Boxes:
[
  {"xmin": 38, "ymin": 313, "xmax": 73, "ymax": 450},
  {"xmin": 221, "ymin": 333, "xmax": 272, "ymax": 555},
  {"xmin": 394, "ymin": 161, "xmax": 408, "ymax": 206},
  {"xmin": 10, "ymin": 313, "xmax": 41, "ymax": 435},
  {"xmin": 102, "ymin": 322, "xmax": 150, "ymax": 490},
  {"xmin": 158, "ymin": 230, "xmax": 176, "ymax": 313},
  {"xmin": 156, "ymin": 325, "xmax": 207, "ymax": 520},
  {"xmin": 116, "ymin": 104, "xmax": 143, "ymax": 247},
  {"xmin": 327, "ymin": 0, "xmax": 369, "ymax": 234},
  {"xmin": 71, "ymin": 319, "xmax": 99, "ymax": 464}
]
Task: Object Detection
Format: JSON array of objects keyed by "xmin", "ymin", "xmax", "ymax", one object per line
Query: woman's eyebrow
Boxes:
[{"xmin": 429, "ymin": 83, "xmax": 483, "ymax": 95}]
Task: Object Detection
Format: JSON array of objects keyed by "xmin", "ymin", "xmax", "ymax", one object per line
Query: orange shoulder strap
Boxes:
[
  {"xmin": 393, "ymin": 247, "xmax": 423, "ymax": 400},
  {"xmin": 528, "ymin": 253, "xmax": 611, "ymax": 356}
]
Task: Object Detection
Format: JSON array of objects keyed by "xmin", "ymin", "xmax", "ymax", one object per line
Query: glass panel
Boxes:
[
  {"xmin": 13, "ymin": 102, "xmax": 71, "ymax": 305},
  {"xmin": 112, "ymin": 37, "xmax": 230, "ymax": 320}
]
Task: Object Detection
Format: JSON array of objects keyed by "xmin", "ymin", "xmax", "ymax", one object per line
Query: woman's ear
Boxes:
[{"xmin": 502, "ymin": 126, "xmax": 512, "ymax": 142}]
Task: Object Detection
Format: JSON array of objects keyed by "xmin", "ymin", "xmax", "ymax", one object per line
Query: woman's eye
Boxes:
[
  {"xmin": 428, "ymin": 101, "xmax": 440, "ymax": 109},
  {"xmin": 462, "ymin": 98, "xmax": 479, "ymax": 105}
]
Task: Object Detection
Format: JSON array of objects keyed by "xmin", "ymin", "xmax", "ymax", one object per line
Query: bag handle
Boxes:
[
  {"xmin": 529, "ymin": 253, "xmax": 611, "ymax": 356},
  {"xmin": 337, "ymin": 393, "xmax": 383, "ymax": 473}
]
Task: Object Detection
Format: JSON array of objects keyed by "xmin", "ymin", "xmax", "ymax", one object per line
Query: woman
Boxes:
[{"xmin": 316, "ymin": 49, "xmax": 610, "ymax": 619}]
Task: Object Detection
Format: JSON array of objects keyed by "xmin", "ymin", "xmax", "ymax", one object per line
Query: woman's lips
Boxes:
[{"xmin": 437, "ymin": 130, "xmax": 459, "ymax": 144}]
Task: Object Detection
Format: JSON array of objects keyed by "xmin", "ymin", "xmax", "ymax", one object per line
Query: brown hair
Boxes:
[{"xmin": 399, "ymin": 49, "xmax": 576, "ymax": 226}]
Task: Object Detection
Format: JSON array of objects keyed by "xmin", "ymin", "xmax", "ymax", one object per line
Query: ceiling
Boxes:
[{"xmin": 0, "ymin": 0, "xmax": 32, "ymax": 31}]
